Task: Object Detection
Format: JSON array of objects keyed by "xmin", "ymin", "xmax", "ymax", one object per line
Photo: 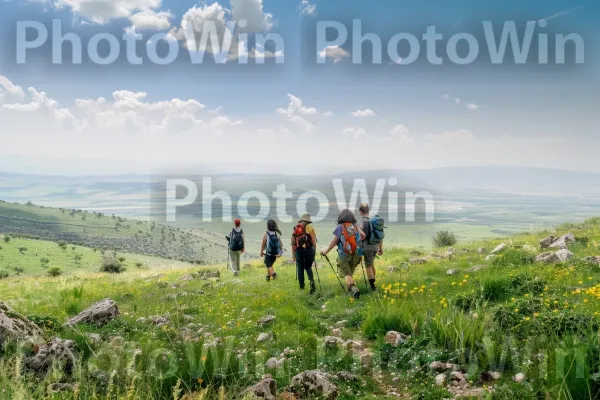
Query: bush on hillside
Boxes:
[
  {"xmin": 433, "ymin": 230, "xmax": 457, "ymax": 248},
  {"xmin": 48, "ymin": 267, "xmax": 62, "ymax": 277},
  {"xmin": 100, "ymin": 255, "xmax": 126, "ymax": 274},
  {"xmin": 3, "ymin": 236, "xmax": 10, "ymax": 243},
  {"xmin": 0, "ymin": 270, "xmax": 9, "ymax": 279}
]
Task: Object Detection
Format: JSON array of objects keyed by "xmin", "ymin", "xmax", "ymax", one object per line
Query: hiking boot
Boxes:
[
  {"xmin": 233, "ymin": 271, "xmax": 239, "ymax": 277},
  {"xmin": 309, "ymin": 281, "xmax": 316, "ymax": 295},
  {"xmin": 272, "ymin": 273, "xmax": 278, "ymax": 280},
  {"xmin": 266, "ymin": 275, "xmax": 271, "ymax": 282},
  {"xmin": 350, "ymin": 285, "xmax": 360, "ymax": 299}
]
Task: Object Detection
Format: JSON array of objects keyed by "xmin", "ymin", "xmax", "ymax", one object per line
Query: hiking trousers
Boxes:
[
  {"xmin": 296, "ymin": 247, "xmax": 315, "ymax": 289},
  {"xmin": 229, "ymin": 250, "xmax": 241, "ymax": 272}
]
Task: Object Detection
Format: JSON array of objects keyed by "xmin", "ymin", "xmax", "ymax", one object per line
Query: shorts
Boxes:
[
  {"xmin": 337, "ymin": 252, "xmax": 362, "ymax": 277},
  {"xmin": 264, "ymin": 254, "xmax": 277, "ymax": 268},
  {"xmin": 362, "ymin": 244, "xmax": 379, "ymax": 266}
]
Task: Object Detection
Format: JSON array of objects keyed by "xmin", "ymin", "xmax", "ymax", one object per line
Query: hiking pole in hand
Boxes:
[
  {"xmin": 359, "ymin": 257, "xmax": 369, "ymax": 293},
  {"xmin": 321, "ymin": 254, "xmax": 347, "ymax": 294},
  {"xmin": 313, "ymin": 261, "xmax": 323, "ymax": 293}
]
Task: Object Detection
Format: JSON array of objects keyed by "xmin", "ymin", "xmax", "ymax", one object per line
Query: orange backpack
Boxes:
[{"xmin": 340, "ymin": 222, "xmax": 359, "ymax": 255}]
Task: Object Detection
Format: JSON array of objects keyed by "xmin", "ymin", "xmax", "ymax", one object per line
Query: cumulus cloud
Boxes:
[
  {"xmin": 129, "ymin": 9, "xmax": 173, "ymax": 31},
  {"xmin": 466, "ymin": 103, "xmax": 479, "ymax": 111},
  {"xmin": 318, "ymin": 45, "xmax": 350, "ymax": 63},
  {"xmin": 352, "ymin": 109, "xmax": 376, "ymax": 117},
  {"xmin": 343, "ymin": 127, "xmax": 367, "ymax": 140},
  {"xmin": 276, "ymin": 94, "xmax": 320, "ymax": 131},
  {"xmin": 54, "ymin": 0, "xmax": 162, "ymax": 24},
  {"xmin": 230, "ymin": 0, "xmax": 274, "ymax": 33}
]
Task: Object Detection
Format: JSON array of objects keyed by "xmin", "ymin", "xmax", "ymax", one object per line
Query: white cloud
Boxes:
[
  {"xmin": 454, "ymin": 98, "xmax": 461, "ymax": 104},
  {"xmin": 129, "ymin": 9, "xmax": 173, "ymax": 31},
  {"xmin": 230, "ymin": 0, "xmax": 274, "ymax": 33},
  {"xmin": 299, "ymin": 0, "xmax": 316, "ymax": 16},
  {"xmin": 466, "ymin": 103, "xmax": 479, "ymax": 111},
  {"xmin": 54, "ymin": 0, "xmax": 162, "ymax": 24},
  {"xmin": 352, "ymin": 109, "xmax": 376, "ymax": 117},
  {"xmin": 318, "ymin": 45, "xmax": 350, "ymax": 63},
  {"xmin": 322, "ymin": 111, "xmax": 333, "ymax": 117},
  {"xmin": 276, "ymin": 95, "xmax": 319, "ymax": 131},
  {"xmin": 343, "ymin": 127, "xmax": 367, "ymax": 140},
  {"xmin": 441, "ymin": 94, "xmax": 450, "ymax": 100},
  {"xmin": 388, "ymin": 124, "xmax": 414, "ymax": 143}
]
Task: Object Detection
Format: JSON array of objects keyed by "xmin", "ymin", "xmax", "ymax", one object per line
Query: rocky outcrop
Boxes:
[
  {"xmin": 385, "ymin": 331, "xmax": 408, "ymax": 347},
  {"xmin": 536, "ymin": 249, "xmax": 574, "ymax": 264},
  {"xmin": 244, "ymin": 375, "xmax": 277, "ymax": 400},
  {"xmin": 290, "ymin": 370, "xmax": 338, "ymax": 400},
  {"xmin": 258, "ymin": 315, "xmax": 276, "ymax": 327},
  {"xmin": 64, "ymin": 299, "xmax": 119, "ymax": 327},
  {"xmin": 24, "ymin": 338, "xmax": 78, "ymax": 378},
  {"xmin": 490, "ymin": 243, "xmax": 507, "ymax": 255},
  {"xmin": 548, "ymin": 233, "xmax": 575, "ymax": 250},
  {"xmin": 0, "ymin": 302, "xmax": 44, "ymax": 348}
]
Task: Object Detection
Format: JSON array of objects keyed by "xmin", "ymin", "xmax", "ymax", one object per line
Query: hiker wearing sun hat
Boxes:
[{"xmin": 292, "ymin": 213, "xmax": 318, "ymax": 294}]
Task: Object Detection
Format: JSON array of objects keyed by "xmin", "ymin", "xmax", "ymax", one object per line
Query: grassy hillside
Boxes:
[
  {"xmin": 2, "ymin": 218, "xmax": 600, "ymax": 399},
  {"xmin": 0, "ymin": 234, "xmax": 190, "ymax": 278},
  {"xmin": 0, "ymin": 201, "xmax": 251, "ymax": 265}
]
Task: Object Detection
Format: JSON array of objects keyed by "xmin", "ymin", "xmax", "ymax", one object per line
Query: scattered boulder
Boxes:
[
  {"xmin": 324, "ymin": 336, "xmax": 344, "ymax": 349},
  {"xmin": 0, "ymin": 302, "xmax": 44, "ymax": 348},
  {"xmin": 539, "ymin": 235, "xmax": 556, "ymax": 250},
  {"xmin": 583, "ymin": 256, "xmax": 600, "ymax": 264},
  {"xmin": 513, "ymin": 372, "xmax": 525, "ymax": 383},
  {"xmin": 258, "ymin": 315, "xmax": 276, "ymax": 327},
  {"xmin": 482, "ymin": 371, "xmax": 501, "ymax": 381},
  {"xmin": 387, "ymin": 266, "xmax": 399, "ymax": 273},
  {"xmin": 331, "ymin": 328, "xmax": 342, "ymax": 337},
  {"xmin": 435, "ymin": 373, "xmax": 446, "ymax": 387},
  {"xmin": 24, "ymin": 338, "xmax": 78, "ymax": 378},
  {"xmin": 477, "ymin": 248, "xmax": 486, "ymax": 254},
  {"xmin": 336, "ymin": 371, "xmax": 358, "ymax": 382},
  {"xmin": 179, "ymin": 274, "xmax": 195, "ymax": 282},
  {"xmin": 385, "ymin": 331, "xmax": 407, "ymax": 347},
  {"xmin": 465, "ymin": 265, "xmax": 485, "ymax": 273},
  {"xmin": 491, "ymin": 243, "xmax": 507, "ymax": 254},
  {"xmin": 343, "ymin": 340, "xmax": 364, "ymax": 352},
  {"xmin": 409, "ymin": 258, "xmax": 428, "ymax": 265},
  {"xmin": 536, "ymin": 249, "xmax": 574, "ymax": 264},
  {"xmin": 548, "ymin": 233, "xmax": 576, "ymax": 250},
  {"xmin": 334, "ymin": 320, "xmax": 347, "ymax": 328},
  {"xmin": 290, "ymin": 370, "xmax": 338, "ymax": 400},
  {"xmin": 265, "ymin": 357, "xmax": 284, "ymax": 369},
  {"xmin": 257, "ymin": 333, "xmax": 273, "ymax": 343},
  {"xmin": 429, "ymin": 361, "xmax": 458, "ymax": 372},
  {"xmin": 64, "ymin": 299, "xmax": 119, "ymax": 327},
  {"xmin": 196, "ymin": 271, "xmax": 220, "ymax": 280},
  {"xmin": 149, "ymin": 315, "xmax": 170, "ymax": 326},
  {"xmin": 86, "ymin": 333, "xmax": 102, "ymax": 345},
  {"xmin": 244, "ymin": 375, "xmax": 277, "ymax": 400},
  {"xmin": 485, "ymin": 255, "xmax": 497, "ymax": 261},
  {"xmin": 447, "ymin": 269, "xmax": 458, "ymax": 276}
]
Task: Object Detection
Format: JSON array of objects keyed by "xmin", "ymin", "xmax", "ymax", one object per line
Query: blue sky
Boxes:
[{"xmin": 0, "ymin": 0, "xmax": 598, "ymax": 175}]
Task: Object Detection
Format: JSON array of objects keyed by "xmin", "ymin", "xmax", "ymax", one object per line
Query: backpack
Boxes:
[
  {"xmin": 266, "ymin": 231, "xmax": 281, "ymax": 256},
  {"xmin": 339, "ymin": 223, "xmax": 361, "ymax": 255},
  {"xmin": 292, "ymin": 223, "xmax": 313, "ymax": 249},
  {"xmin": 229, "ymin": 229, "xmax": 244, "ymax": 251},
  {"xmin": 368, "ymin": 215, "xmax": 386, "ymax": 245}
]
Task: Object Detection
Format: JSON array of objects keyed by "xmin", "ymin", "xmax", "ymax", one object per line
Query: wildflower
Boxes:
[{"xmin": 514, "ymin": 309, "xmax": 519, "ymax": 313}]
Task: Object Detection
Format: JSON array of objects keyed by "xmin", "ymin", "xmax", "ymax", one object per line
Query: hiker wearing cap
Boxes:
[
  {"xmin": 321, "ymin": 209, "xmax": 366, "ymax": 299},
  {"xmin": 226, "ymin": 219, "xmax": 244, "ymax": 276},
  {"xmin": 261, "ymin": 219, "xmax": 283, "ymax": 281},
  {"xmin": 292, "ymin": 214, "xmax": 318, "ymax": 294},
  {"xmin": 359, "ymin": 203, "xmax": 384, "ymax": 292}
]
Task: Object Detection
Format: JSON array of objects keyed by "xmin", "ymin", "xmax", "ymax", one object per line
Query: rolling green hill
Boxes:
[{"xmin": 0, "ymin": 200, "xmax": 255, "ymax": 265}]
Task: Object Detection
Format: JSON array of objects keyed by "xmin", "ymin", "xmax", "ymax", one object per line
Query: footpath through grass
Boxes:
[{"xmin": 2, "ymin": 218, "xmax": 600, "ymax": 399}]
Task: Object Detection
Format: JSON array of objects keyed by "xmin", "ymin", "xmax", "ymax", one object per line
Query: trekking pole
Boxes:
[
  {"xmin": 360, "ymin": 257, "xmax": 369, "ymax": 293},
  {"xmin": 321, "ymin": 254, "xmax": 347, "ymax": 294},
  {"xmin": 313, "ymin": 261, "xmax": 323, "ymax": 293}
]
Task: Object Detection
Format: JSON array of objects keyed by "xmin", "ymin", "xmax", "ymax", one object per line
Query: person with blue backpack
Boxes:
[
  {"xmin": 359, "ymin": 203, "xmax": 385, "ymax": 292},
  {"xmin": 261, "ymin": 219, "xmax": 282, "ymax": 281},
  {"xmin": 320, "ymin": 209, "xmax": 367, "ymax": 299},
  {"xmin": 226, "ymin": 218, "xmax": 245, "ymax": 276}
]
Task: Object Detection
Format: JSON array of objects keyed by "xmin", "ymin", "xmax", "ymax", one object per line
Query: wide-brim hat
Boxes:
[{"xmin": 298, "ymin": 214, "xmax": 312, "ymax": 223}]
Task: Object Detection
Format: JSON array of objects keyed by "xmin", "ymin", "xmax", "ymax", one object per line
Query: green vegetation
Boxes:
[
  {"xmin": 1, "ymin": 217, "xmax": 600, "ymax": 398},
  {"xmin": 433, "ymin": 230, "xmax": 457, "ymax": 248}
]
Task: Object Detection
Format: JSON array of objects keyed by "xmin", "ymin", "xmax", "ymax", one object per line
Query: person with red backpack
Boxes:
[
  {"xmin": 320, "ymin": 209, "xmax": 366, "ymax": 299},
  {"xmin": 292, "ymin": 214, "xmax": 318, "ymax": 294}
]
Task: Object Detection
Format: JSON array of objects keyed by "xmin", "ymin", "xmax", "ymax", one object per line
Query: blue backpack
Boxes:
[
  {"xmin": 368, "ymin": 215, "xmax": 386, "ymax": 245},
  {"xmin": 266, "ymin": 232, "xmax": 281, "ymax": 256}
]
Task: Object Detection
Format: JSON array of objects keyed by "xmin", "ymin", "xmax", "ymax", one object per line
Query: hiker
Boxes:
[
  {"xmin": 225, "ymin": 219, "xmax": 244, "ymax": 276},
  {"xmin": 292, "ymin": 213, "xmax": 318, "ymax": 294},
  {"xmin": 320, "ymin": 209, "xmax": 366, "ymax": 299},
  {"xmin": 261, "ymin": 219, "xmax": 283, "ymax": 281},
  {"xmin": 359, "ymin": 203, "xmax": 385, "ymax": 292}
]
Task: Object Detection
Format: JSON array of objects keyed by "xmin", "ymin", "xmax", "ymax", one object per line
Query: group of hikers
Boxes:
[{"xmin": 225, "ymin": 203, "xmax": 385, "ymax": 299}]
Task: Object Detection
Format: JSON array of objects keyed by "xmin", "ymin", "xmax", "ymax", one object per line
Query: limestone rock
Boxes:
[
  {"xmin": 290, "ymin": 370, "xmax": 338, "ymax": 400},
  {"xmin": 0, "ymin": 302, "xmax": 44, "ymax": 348},
  {"xmin": 491, "ymin": 243, "xmax": 507, "ymax": 254},
  {"xmin": 64, "ymin": 299, "xmax": 119, "ymax": 327},
  {"xmin": 24, "ymin": 337, "xmax": 78, "ymax": 378},
  {"xmin": 244, "ymin": 375, "xmax": 277, "ymax": 400},
  {"xmin": 385, "ymin": 331, "xmax": 407, "ymax": 347}
]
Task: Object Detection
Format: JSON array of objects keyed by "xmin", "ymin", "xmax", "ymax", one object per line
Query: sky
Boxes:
[{"xmin": 0, "ymin": 0, "xmax": 599, "ymax": 176}]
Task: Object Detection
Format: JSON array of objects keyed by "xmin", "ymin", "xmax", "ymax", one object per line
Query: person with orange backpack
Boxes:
[
  {"xmin": 292, "ymin": 214, "xmax": 318, "ymax": 294},
  {"xmin": 320, "ymin": 209, "xmax": 367, "ymax": 299}
]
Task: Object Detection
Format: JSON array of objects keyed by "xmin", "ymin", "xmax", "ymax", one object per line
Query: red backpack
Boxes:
[{"xmin": 292, "ymin": 223, "xmax": 313, "ymax": 249}]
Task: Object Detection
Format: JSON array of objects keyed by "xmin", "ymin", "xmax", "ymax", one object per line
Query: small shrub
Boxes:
[
  {"xmin": 18, "ymin": 247, "xmax": 28, "ymax": 253},
  {"xmin": 74, "ymin": 254, "xmax": 83, "ymax": 262},
  {"xmin": 3, "ymin": 236, "xmax": 10, "ymax": 243},
  {"xmin": 118, "ymin": 257, "xmax": 126, "ymax": 263},
  {"xmin": 135, "ymin": 262, "xmax": 143, "ymax": 268},
  {"xmin": 433, "ymin": 231, "xmax": 457, "ymax": 248},
  {"xmin": 48, "ymin": 267, "xmax": 62, "ymax": 277},
  {"xmin": 40, "ymin": 257, "xmax": 50, "ymax": 265},
  {"xmin": 0, "ymin": 270, "xmax": 9, "ymax": 279},
  {"xmin": 100, "ymin": 256, "xmax": 126, "ymax": 274},
  {"xmin": 12, "ymin": 267, "xmax": 24, "ymax": 276}
]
